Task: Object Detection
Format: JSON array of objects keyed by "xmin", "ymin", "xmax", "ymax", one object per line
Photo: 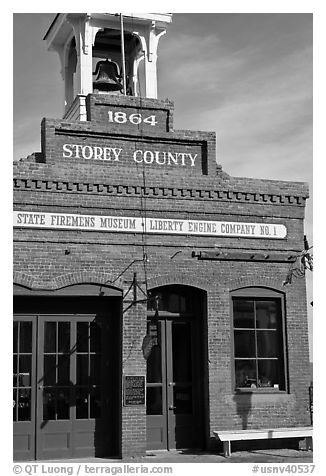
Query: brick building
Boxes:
[{"xmin": 13, "ymin": 13, "xmax": 311, "ymax": 461}]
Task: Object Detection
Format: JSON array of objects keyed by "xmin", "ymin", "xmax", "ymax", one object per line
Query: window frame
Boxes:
[{"xmin": 230, "ymin": 287, "xmax": 288, "ymax": 394}]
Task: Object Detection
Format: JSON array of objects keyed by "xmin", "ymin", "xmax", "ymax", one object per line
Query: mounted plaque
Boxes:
[{"xmin": 123, "ymin": 375, "xmax": 146, "ymax": 406}]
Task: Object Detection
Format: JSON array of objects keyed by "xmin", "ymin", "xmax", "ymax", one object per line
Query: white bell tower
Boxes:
[{"xmin": 44, "ymin": 13, "xmax": 172, "ymax": 120}]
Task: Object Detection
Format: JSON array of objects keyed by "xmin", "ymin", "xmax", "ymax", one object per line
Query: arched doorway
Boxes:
[
  {"xmin": 13, "ymin": 284, "xmax": 122, "ymax": 460},
  {"xmin": 145, "ymin": 285, "xmax": 208, "ymax": 450}
]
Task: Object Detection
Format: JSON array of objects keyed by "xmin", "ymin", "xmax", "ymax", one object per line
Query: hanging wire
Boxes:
[{"xmin": 131, "ymin": 13, "xmax": 150, "ymax": 298}]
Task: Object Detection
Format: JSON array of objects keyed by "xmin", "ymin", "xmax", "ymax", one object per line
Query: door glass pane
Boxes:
[
  {"xmin": 57, "ymin": 388, "xmax": 70, "ymax": 420},
  {"xmin": 77, "ymin": 354, "xmax": 89, "ymax": 385},
  {"xmin": 235, "ymin": 359, "xmax": 257, "ymax": 388},
  {"xmin": 77, "ymin": 322, "xmax": 89, "ymax": 352},
  {"xmin": 44, "ymin": 322, "xmax": 56, "ymax": 353},
  {"xmin": 58, "ymin": 322, "xmax": 70, "ymax": 353},
  {"xmin": 18, "ymin": 355, "xmax": 32, "ymax": 386},
  {"xmin": 90, "ymin": 321, "xmax": 101, "ymax": 352},
  {"xmin": 146, "ymin": 387, "xmax": 162, "ymax": 415},
  {"xmin": 20, "ymin": 321, "xmax": 32, "ymax": 353},
  {"xmin": 173, "ymin": 385, "xmax": 192, "ymax": 414},
  {"xmin": 233, "ymin": 299, "xmax": 255, "ymax": 328},
  {"xmin": 58, "ymin": 354, "xmax": 70, "ymax": 385},
  {"xmin": 13, "ymin": 355, "xmax": 17, "ymax": 387},
  {"xmin": 147, "ymin": 344, "xmax": 162, "ymax": 383},
  {"xmin": 172, "ymin": 322, "xmax": 192, "ymax": 382},
  {"xmin": 43, "ymin": 389, "xmax": 56, "ymax": 420},
  {"xmin": 90, "ymin": 354, "xmax": 101, "ymax": 385},
  {"xmin": 76, "ymin": 387, "xmax": 89, "ymax": 419},
  {"xmin": 90, "ymin": 387, "xmax": 101, "ymax": 418},
  {"xmin": 234, "ymin": 330, "xmax": 256, "ymax": 358},
  {"xmin": 18, "ymin": 389, "xmax": 31, "ymax": 421},
  {"xmin": 13, "ymin": 321, "xmax": 18, "ymax": 353},
  {"xmin": 13, "ymin": 389, "xmax": 17, "ymax": 421},
  {"xmin": 44, "ymin": 355, "xmax": 56, "ymax": 386}
]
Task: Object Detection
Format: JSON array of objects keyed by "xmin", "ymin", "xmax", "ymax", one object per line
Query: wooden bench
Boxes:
[{"xmin": 213, "ymin": 427, "xmax": 313, "ymax": 457}]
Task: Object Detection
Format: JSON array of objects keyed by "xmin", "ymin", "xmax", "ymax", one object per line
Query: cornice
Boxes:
[{"xmin": 13, "ymin": 177, "xmax": 307, "ymax": 206}]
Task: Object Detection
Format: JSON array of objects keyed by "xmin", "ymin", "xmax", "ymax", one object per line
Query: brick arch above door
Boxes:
[
  {"xmin": 147, "ymin": 272, "xmax": 212, "ymax": 293},
  {"xmin": 13, "ymin": 270, "xmax": 124, "ymax": 293}
]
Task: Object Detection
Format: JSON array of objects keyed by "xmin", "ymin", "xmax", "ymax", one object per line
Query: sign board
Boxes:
[
  {"xmin": 86, "ymin": 95, "xmax": 173, "ymax": 133},
  {"xmin": 123, "ymin": 375, "xmax": 146, "ymax": 406},
  {"xmin": 61, "ymin": 141, "xmax": 201, "ymax": 169},
  {"xmin": 41, "ymin": 119, "xmax": 211, "ymax": 175},
  {"xmin": 13, "ymin": 211, "xmax": 287, "ymax": 239}
]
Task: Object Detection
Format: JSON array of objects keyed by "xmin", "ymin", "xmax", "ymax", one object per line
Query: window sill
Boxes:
[{"xmin": 235, "ymin": 387, "xmax": 287, "ymax": 394}]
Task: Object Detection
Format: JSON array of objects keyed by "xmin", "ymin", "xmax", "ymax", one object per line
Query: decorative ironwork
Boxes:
[{"xmin": 283, "ymin": 236, "xmax": 313, "ymax": 286}]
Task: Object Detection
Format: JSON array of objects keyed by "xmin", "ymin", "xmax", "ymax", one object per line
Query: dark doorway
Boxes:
[
  {"xmin": 13, "ymin": 294, "xmax": 121, "ymax": 460},
  {"xmin": 146, "ymin": 285, "xmax": 207, "ymax": 450}
]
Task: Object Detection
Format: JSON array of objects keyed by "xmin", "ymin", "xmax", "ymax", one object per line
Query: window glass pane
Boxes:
[
  {"xmin": 233, "ymin": 300, "xmax": 255, "ymax": 328},
  {"xmin": 234, "ymin": 330, "xmax": 256, "ymax": 358},
  {"xmin": 20, "ymin": 321, "xmax": 32, "ymax": 353},
  {"xmin": 13, "ymin": 321, "xmax": 18, "ymax": 354},
  {"xmin": 44, "ymin": 322, "xmax": 56, "ymax": 353},
  {"xmin": 44, "ymin": 355, "xmax": 56, "ymax": 386},
  {"xmin": 43, "ymin": 389, "xmax": 56, "ymax": 420},
  {"xmin": 235, "ymin": 360, "xmax": 257, "ymax": 388},
  {"xmin": 77, "ymin": 322, "xmax": 89, "ymax": 352},
  {"xmin": 256, "ymin": 300, "xmax": 279, "ymax": 329},
  {"xmin": 146, "ymin": 386, "xmax": 162, "ymax": 415},
  {"xmin": 233, "ymin": 294, "xmax": 285, "ymax": 391},
  {"xmin": 18, "ymin": 389, "xmax": 31, "ymax": 421},
  {"xmin": 58, "ymin": 322, "xmax": 70, "ymax": 353},
  {"xmin": 168, "ymin": 293, "xmax": 181, "ymax": 313},
  {"xmin": 76, "ymin": 388, "xmax": 89, "ymax": 419},
  {"xmin": 57, "ymin": 388, "xmax": 70, "ymax": 420},
  {"xmin": 258, "ymin": 360, "xmax": 285, "ymax": 389},
  {"xmin": 147, "ymin": 288, "xmax": 192, "ymax": 313},
  {"xmin": 257, "ymin": 330, "xmax": 279, "ymax": 358}
]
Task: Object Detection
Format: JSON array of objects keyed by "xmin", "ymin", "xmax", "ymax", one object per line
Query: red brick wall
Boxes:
[{"xmin": 13, "ymin": 94, "xmax": 311, "ymax": 457}]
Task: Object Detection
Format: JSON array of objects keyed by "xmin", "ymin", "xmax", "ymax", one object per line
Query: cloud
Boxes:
[{"xmin": 163, "ymin": 31, "xmax": 312, "ymax": 183}]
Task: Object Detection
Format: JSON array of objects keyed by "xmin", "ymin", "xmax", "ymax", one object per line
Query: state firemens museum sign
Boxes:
[{"xmin": 13, "ymin": 211, "xmax": 287, "ymax": 239}]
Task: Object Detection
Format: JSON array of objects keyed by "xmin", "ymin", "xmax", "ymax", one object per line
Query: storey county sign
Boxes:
[
  {"xmin": 13, "ymin": 211, "xmax": 287, "ymax": 239},
  {"xmin": 62, "ymin": 143, "xmax": 198, "ymax": 167}
]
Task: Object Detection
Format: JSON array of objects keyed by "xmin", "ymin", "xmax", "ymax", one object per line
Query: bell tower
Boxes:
[{"xmin": 44, "ymin": 13, "xmax": 172, "ymax": 120}]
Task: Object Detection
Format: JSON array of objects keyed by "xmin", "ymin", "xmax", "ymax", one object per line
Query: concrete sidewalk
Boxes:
[{"xmin": 39, "ymin": 448, "xmax": 313, "ymax": 464}]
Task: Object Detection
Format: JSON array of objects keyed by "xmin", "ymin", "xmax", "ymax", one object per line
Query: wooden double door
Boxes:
[
  {"xmin": 13, "ymin": 300, "xmax": 119, "ymax": 460},
  {"xmin": 146, "ymin": 286, "xmax": 206, "ymax": 450}
]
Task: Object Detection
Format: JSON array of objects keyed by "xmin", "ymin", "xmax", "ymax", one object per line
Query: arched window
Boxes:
[{"xmin": 231, "ymin": 287, "xmax": 287, "ymax": 392}]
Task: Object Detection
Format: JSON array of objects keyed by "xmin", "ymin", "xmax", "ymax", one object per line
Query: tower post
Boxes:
[{"xmin": 44, "ymin": 13, "xmax": 172, "ymax": 120}]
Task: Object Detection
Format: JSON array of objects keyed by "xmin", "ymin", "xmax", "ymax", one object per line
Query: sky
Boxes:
[{"xmin": 12, "ymin": 11, "xmax": 314, "ymax": 357}]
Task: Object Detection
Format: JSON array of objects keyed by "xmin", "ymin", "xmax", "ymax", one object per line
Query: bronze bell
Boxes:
[{"xmin": 93, "ymin": 59, "xmax": 123, "ymax": 92}]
